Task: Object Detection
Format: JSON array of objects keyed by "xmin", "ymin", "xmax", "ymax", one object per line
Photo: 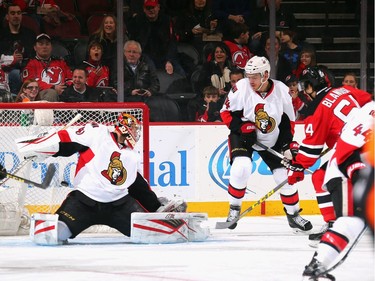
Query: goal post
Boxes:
[{"xmin": 0, "ymin": 102, "xmax": 149, "ymax": 235}]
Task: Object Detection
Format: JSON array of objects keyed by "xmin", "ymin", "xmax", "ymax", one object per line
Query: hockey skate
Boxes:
[
  {"xmin": 302, "ymin": 255, "xmax": 335, "ymax": 281},
  {"xmin": 284, "ymin": 208, "xmax": 313, "ymax": 234},
  {"xmin": 226, "ymin": 204, "xmax": 241, "ymax": 230},
  {"xmin": 308, "ymin": 221, "xmax": 334, "ymax": 248},
  {"xmin": 157, "ymin": 197, "xmax": 187, "ymax": 212}
]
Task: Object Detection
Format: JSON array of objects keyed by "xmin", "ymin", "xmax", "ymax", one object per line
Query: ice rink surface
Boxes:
[{"xmin": 0, "ymin": 215, "xmax": 374, "ymax": 281}]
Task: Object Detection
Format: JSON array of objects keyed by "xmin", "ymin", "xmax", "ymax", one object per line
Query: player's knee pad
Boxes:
[
  {"xmin": 330, "ymin": 216, "xmax": 365, "ymax": 241},
  {"xmin": 229, "ymin": 156, "xmax": 252, "ymax": 188},
  {"xmin": 312, "ymin": 168, "xmax": 326, "ymax": 193},
  {"xmin": 30, "ymin": 213, "xmax": 65, "ymax": 245},
  {"xmin": 326, "ymin": 177, "xmax": 343, "ymax": 218}
]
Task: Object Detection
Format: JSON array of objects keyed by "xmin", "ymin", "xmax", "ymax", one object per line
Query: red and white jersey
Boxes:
[
  {"xmin": 296, "ymin": 86, "xmax": 372, "ymax": 168},
  {"xmin": 221, "ymin": 78, "xmax": 295, "ymax": 149},
  {"xmin": 58, "ymin": 123, "xmax": 141, "ymax": 203},
  {"xmin": 85, "ymin": 65, "xmax": 110, "ymax": 87},
  {"xmin": 0, "ymin": 54, "xmax": 14, "ymax": 91},
  {"xmin": 224, "ymin": 40, "xmax": 253, "ymax": 69},
  {"xmin": 22, "ymin": 57, "xmax": 73, "ymax": 90}
]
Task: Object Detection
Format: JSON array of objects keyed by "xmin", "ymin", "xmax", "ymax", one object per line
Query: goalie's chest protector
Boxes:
[{"xmin": 65, "ymin": 124, "xmax": 139, "ymax": 202}]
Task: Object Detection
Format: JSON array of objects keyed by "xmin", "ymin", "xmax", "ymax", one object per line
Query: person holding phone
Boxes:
[{"xmin": 110, "ymin": 40, "xmax": 160, "ymax": 102}]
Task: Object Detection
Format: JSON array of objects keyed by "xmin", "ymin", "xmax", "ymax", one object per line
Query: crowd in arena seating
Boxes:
[{"xmin": 0, "ymin": 0, "xmax": 364, "ymax": 121}]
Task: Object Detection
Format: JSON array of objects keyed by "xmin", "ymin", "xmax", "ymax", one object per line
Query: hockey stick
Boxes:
[
  {"xmin": 0, "ymin": 163, "xmax": 56, "ymax": 189},
  {"xmin": 215, "ymin": 179, "xmax": 288, "ymax": 229},
  {"xmin": 215, "ymin": 146, "xmax": 332, "ymax": 229},
  {"xmin": 254, "ymin": 141, "xmax": 314, "ymax": 174}
]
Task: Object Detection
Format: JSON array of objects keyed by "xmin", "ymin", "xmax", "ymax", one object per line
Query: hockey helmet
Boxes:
[
  {"xmin": 115, "ymin": 113, "xmax": 141, "ymax": 149},
  {"xmin": 298, "ymin": 66, "xmax": 328, "ymax": 93},
  {"xmin": 245, "ymin": 56, "xmax": 271, "ymax": 77}
]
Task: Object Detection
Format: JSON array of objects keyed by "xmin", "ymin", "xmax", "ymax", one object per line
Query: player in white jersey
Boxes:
[
  {"xmin": 220, "ymin": 56, "xmax": 312, "ymax": 232},
  {"xmin": 18, "ymin": 113, "xmax": 186, "ymax": 244},
  {"xmin": 301, "ymin": 101, "xmax": 374, "ymax": 281}
]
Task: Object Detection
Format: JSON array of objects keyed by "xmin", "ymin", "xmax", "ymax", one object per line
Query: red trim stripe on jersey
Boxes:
[{"xmin": 280, "ymin": 191, "xmax": 299, "ymax": 205}]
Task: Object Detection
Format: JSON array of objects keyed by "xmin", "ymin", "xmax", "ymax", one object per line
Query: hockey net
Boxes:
[{"xmin": 0, "ymin": 102, "xmax": 149, "ymax": 235}]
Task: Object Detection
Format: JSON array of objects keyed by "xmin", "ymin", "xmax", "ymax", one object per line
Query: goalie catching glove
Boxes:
[{"xmin": 239, "ymin": 122, "xmax": 257, "ymax": 146}]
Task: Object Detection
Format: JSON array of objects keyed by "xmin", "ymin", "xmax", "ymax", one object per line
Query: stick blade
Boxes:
[
  {"xmin": 40, "ymin": 164, "xmax": 56, "ymax": 189},
  {"xmin": 215, "ymin": 220, "xmax": 236, "ymax": 229}
]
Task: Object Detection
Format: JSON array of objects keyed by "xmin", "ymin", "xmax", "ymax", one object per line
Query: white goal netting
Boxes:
[{"xmin": 0, "ymin": 102, "xmax": 149, "ymax": 235}]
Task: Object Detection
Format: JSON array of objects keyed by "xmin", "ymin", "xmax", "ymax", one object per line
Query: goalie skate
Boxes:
[{"xmin": 284, "ymin": 208, "xmax": 313, "ymax": 234}]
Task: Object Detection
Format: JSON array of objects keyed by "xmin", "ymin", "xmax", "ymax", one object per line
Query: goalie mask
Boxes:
[{"xmin": 115, "ymin": 113, "xmax": 141, "ymax": 149}]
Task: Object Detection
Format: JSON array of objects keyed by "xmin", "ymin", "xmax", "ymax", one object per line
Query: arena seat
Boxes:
[{"xmin": 145, "ymin": 95, "xmax": 181, "ymax": 122}]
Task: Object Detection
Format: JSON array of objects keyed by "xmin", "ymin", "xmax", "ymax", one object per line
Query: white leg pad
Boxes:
[
  {"xmin": 29, "ymin": 213, "xmax": 61, "ymax": 245},
  {"xmin": 130, "ymin": 212, "xmax": 210, "ymax": 244}
]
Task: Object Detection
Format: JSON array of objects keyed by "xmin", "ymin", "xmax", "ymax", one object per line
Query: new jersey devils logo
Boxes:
[
  {"xmin": 101, "ymin": 151, "xmax": 127, "ymax": 185},
  {"xmin": 41, "ymin": 66, "xmax": 63, "ymax": 85}
]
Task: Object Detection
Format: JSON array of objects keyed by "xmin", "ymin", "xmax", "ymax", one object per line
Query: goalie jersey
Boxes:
[{"xmin": 56, "ymin": 123, "xmax": 141, "ymax": 203}]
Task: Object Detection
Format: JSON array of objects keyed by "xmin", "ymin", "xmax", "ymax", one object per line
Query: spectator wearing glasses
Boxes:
[
  {"xmin": 15, "ymin": 79, "xmax": 40, "ymax": 102},
  {"xmin": 110, "ymin": 40, "xmax": 160, "ymax": 102}
]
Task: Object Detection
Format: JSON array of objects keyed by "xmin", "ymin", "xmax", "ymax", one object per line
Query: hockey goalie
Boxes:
[{"xmin": 16, "ymin": 112, "xmax": 209, "ymax": 245}]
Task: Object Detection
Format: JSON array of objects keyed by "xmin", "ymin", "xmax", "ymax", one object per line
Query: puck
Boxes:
[{"xmin": 60, "ymin": 181, "xmax": 69, "ymax": 187}]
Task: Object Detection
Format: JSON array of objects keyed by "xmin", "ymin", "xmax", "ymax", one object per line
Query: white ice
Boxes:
[{"xmin": 0, "ymin": 215, "xmax": 374, "ymax": 281}]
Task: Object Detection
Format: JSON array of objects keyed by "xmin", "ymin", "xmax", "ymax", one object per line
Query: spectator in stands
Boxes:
[
  {"xmin": 280, "ymin": 29, "xmax": 304, "ymax": 71},
  {"xmin": 15, "ymin": 79, "xmax": 39, "ymax": 102},
  {"xmin": 187, "ymin": 85, "xmax": 222, "ymax": 122},
  {"xmin": 83, "ymin": 40, "xmax": 110, "ymax": 88},
  {"xmin": 0, "ymin": 4, "xmax": 36, "ymax": 96},
  {"xmin": 22, "ymin": 33, "xmax": 72, "ymax": 102},
  {"xmin": 58, "ymin": 67, "xmax": 102, "ymax": 102},
  {"xmin": 284, "ymin": 74, "xmax": 306, "ymax": 121},
  {"xmin": 293, "ymin": 46, "xmax": 317, "ymax": 78},
  {"xmin": 249, "ymin": 0, "xmax": 298, "ymax": 55},
  {"xmin": 0, "ymin": 53, "xmax": 15, "ymax": 100},
  {"xmin": 89, "ymin": 14, "xmax": 125, "ymax": 67},
  {"xmin": 229, "ymin": 68, "xmax": 244, "ymax": 87},
  {"xmin": 196, "ymin": 42, "xmax": 233, "ymax": 100},
  {"xmin": 223, "ymin": 22, "xmax": 253, "ymax": 70},
  {"xmin": 211, "ymin": 0, "xmax": 255, "ymax": 39},
  {"xmin": 157, "ymin": 61, "xmax": 191, "ymax": 94},
  {"xmin": 264, "ymin": 36, "xmax": 292, "ymax": 83},
  {"xmin": 342, "ymin": 72, "xmax": 358, "ymax": 88},
  {"xmin": 127, "ymin": 0, "xmax": 185, "ymax": 76},
  {"xmin": 175, "ymin": 0, "xmax": 218, "ymax": 59},
  {"xmin": 110, "ymin": 40, "xmax": 160, "ymax": 102}
]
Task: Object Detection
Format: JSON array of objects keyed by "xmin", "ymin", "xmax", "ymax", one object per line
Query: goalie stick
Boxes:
[
  {"xmin": 215, "ymin": 146, "xmax": 331, "ymax": 229},
  {"xmin": 0, "ymin": 163, "xmax": 56, "ymax": 189}
]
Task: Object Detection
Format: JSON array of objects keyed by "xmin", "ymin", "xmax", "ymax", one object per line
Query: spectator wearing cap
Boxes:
[
  {"xmin": 22, "ymin": 33, "xmax": 72, "ymax": 102},
  {"xmin": 127, "ymin": 0, "xmax": 186, "ymax": 76},
  {"xmin": 0, "ymin": 4, "xmax": 36, "ymax": 96},
  {"xmin": 83, "ymin": 40, "xmax": 110, "ymax": 88},
  {"xmin": 285, "ymin": 73, "xmax": 306, "ymax": 121}
]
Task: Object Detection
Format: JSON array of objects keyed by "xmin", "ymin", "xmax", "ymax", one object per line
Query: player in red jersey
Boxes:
[{"xmin": 284, "ymin": 66, "xmax": 372, "ymax": 244}]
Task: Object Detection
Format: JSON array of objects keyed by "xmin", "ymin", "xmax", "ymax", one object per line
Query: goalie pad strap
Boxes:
[{"xmin": 130, "ymin": 212, "xmax": 209, "ymax": 244}]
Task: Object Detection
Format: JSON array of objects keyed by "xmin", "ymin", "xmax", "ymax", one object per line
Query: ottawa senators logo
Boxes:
[
  {"xmin": 41, "ymin": 66, "xmax": 63, "ymax": 85},
  {"xmin": 254, "ymin": 104, "xmax": 276, "ymax": 134},
  {"xmin": 101, "ymin": 151, "xmax": 127, "ymax": 185}
]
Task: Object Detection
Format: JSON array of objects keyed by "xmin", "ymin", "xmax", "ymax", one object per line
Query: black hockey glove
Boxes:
[
  {"xmin": 239, "ymin": 122, "xmax": 256, "ymax": 146},
  {"xmin": 0, "ymin": 164, "xmax": 6, "ymax": 180}
]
